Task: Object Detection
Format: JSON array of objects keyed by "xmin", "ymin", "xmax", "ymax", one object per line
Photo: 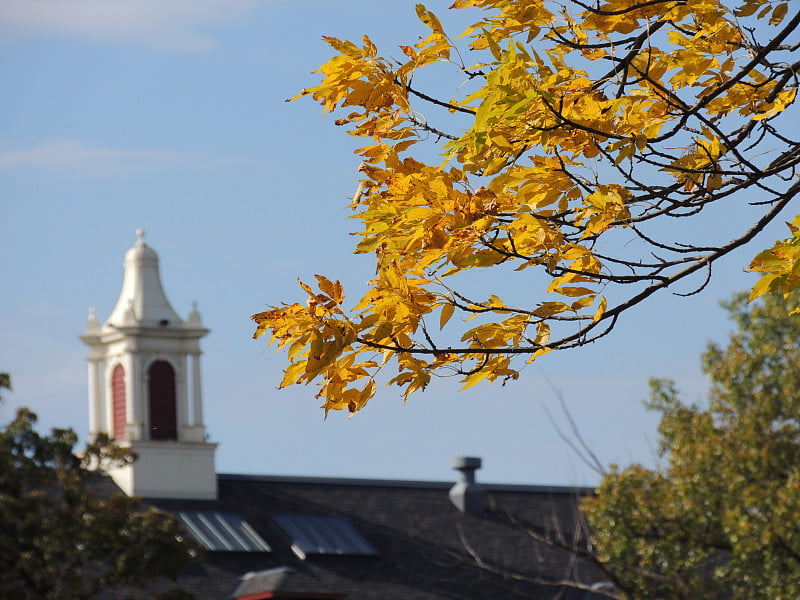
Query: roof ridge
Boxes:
[{"xmin": 216, "ymin": 472, "xmax": 593, "ymax": 494}]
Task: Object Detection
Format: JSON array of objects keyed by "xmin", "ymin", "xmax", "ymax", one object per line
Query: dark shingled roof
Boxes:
[{"xmin": 123, "ymin": 472, "xmax": 609, "ymax": 600}]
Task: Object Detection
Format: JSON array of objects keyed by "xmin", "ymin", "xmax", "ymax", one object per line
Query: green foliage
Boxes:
[
  {"xmin": 0, "ymin": 408, "xmax": 198, "ymax": 600},
  {"xmin": 0, "ymin": 372, "xmax": 10, "ymax": 401},
  {"xmin": 583, "ymin": 292, "xmax": 800, "ymax": 598}
]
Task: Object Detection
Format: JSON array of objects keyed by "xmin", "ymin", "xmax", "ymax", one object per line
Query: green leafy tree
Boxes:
[
  {"xmin": 0, "ymin": 407, "xmax": 198, "ymax": 600},
  {"xmin": 583, "ymin": 291, "xmax": 800, "ymax": 598},
  {"xmin": 0, "ymin": 372, "xmax": 10, "ymax": 401}
]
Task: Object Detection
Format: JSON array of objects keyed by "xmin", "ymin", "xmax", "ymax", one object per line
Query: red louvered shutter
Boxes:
[{"xmin": 112, "ymin": 364, "xmax": 126, "ymax": 440}]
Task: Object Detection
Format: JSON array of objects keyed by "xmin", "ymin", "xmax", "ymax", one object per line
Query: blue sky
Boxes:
[{"xmin": 1, "ymin": 0, "xmax": 791, "ymax": 486}]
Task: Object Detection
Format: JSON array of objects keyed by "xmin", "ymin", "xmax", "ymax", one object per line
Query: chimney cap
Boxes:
[{"xmin": 452, "ymin": 456, "xmax": 482, "ymax": 471}]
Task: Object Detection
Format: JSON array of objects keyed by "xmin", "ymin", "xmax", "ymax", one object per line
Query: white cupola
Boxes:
[{"xmin": 80, "ymin": 230, "xmax": 217, "ymax": 500}]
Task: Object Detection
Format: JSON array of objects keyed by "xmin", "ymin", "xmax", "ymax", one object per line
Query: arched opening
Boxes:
[
  {"xmin": 148, "ymin": 360, "xmax": 177, "ymax": 440},
  {"xmin": 112, "ymin": 364, "xmax": 126, "ymax": 440}
]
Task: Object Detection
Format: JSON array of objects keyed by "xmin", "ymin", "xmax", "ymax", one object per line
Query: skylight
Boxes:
[
  {"xmin": 272, "ymin": 515, "xmax": 378, "ymax": 559},
  {"xmin": 178, "ymin": 511, "xmax": 271, "ymax": 552}
]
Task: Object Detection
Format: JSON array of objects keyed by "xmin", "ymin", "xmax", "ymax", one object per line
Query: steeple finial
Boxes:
[
  {"xmin": 84, "ymin": 306, "xmax": 101, "ymax": 334},
  {"xmin": 136, "ymin": 229, "xmax": 145, "ymax": 245},
  {"xmin": 187, "ymin": 301, "xmax": 202, "ymax": 326}
]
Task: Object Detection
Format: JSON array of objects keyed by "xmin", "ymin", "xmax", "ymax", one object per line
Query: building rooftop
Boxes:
[{"xmin": 105, "ymin": 469, "xmax": 607, "ymax": 600}]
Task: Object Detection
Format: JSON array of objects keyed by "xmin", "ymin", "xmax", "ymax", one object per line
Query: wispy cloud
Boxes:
[
  {"xmin": 0, "ymin": 0, "xmax": 266, "ymax": 52},
  {"xmin": 0, "ymin": 140, "xmax": 247, "ymax": 174}
]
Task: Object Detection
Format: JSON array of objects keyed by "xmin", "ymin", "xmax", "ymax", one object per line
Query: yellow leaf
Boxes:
[
  {"xmin": 533, "ymin": 302, "xmax": 570, "ymax": 317},
  {"xmin": 372, "ymin": 321, "xmax": 394, "ymax": 342},
  {"xmin": 349, "ymin": 379, "xmax": 377, "ymax": 414},
  {"xmin": 440, "ymin": 302, "xmax": 455, "ymax": 329},
  {"xmin": 416, "ymin": 4, "xmax": 443, "ymax": 33},
  {"xmin": 315, "ymin": 274, "xmax": 342, "ymax": 303},
  {"xmin": 748, "ymin": 273, "xmax": 780, "ymax": 302},
  {"xmin": 769, "ymin": 2, "xmax": 788, "ymax": 26},
  {"xmin": 594, "ymin": 296, "xmax": 607, "ymax": 322},
  {"xmin": 487, "ymin": 294, "xmax": 505, "ymax": 308},
  {"xmin": 526, "ymin": 347, "xmax": 551, "ymax": 364},
  {"xmin": 556, "ymin": 286, "xmax": 595, "ymax": 297},
  {"xmin": 481, "ymin": 28, "xmax": 503, "ymax": 60},
  {"xmin": 286, "ymin": 337, "xmax": 308, "ymax": 362},
  {"xmin": 298, "ymin": 279, "xmax": 314, "ymax": 297},
  {"xmin": 280, "ymin": 360, "xmax": 308, "ymax": 388},
  {"xmin": 570, "ymin": 296, "xmax": 595, "ymax": 310},
  {"xmin": 534, "ymin": 322, "xmax": 550, "ymax": 346},
  {"xmin": 460, "ymin": 367, "xmax": 491, "ymax": 390},
  {"xmin": 309, "ymin": 332, "xmax": 324, "ymax": 361}
]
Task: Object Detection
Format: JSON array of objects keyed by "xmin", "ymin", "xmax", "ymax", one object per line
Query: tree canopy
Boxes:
[
  {"xmin": 252, "ymin": 0, "xmax": 800, "ymax": 413},
  {"xmin": 583, "ymin": 290, "xmax": 800, "ymax": 598},
  {"xmin": 0, "ymin": 408, "xmax": 197, "ymax": 600},
  {"xmin": 0, "ymin": 372, "xmax": 10, "ymax": 401}
]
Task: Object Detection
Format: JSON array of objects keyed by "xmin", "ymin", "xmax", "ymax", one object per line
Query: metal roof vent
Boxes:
[{"xmin": 449, "ymin": 456, "xmax": 485, "ymax": 516}]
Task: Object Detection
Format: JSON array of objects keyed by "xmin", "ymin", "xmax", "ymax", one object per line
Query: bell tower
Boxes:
[{"xmin": 81, "ymin": 230, "xmax": 217, "ymax": 499}]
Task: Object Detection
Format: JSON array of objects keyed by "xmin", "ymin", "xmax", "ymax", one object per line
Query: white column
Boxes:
[
  {"xmin": 191, "ymin": 353, "xmax": 203, "ymax": 427},
  {"xmin": 104, "ymin": 361, "xmax": 114, "ymax": 435},
  {"xmin": 176, "ymin": 356, "xmax": 188, "ymax": 440},
  {"xmin": 87, "ymin": 358, "xmax": 102, "ymax": 438},
  {"xmin": 127, "ymin": 354, "xmax": 143, "ymax": 440}
]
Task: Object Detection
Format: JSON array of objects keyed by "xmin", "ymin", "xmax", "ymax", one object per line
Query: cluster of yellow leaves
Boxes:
[
  {"xmin": 665, "ymin": 127, "xmax": 730, "ymax": 191},
  {"xmin": 252, "ymin": 276, "xmax": 379, "ymax": 414},
  {"xmin": 575, "ymin": 185, "xmax": 631, "ymax": 239},
  {"xmin": 453, "ymin": 0, "xmax": 554, "ymax": 46},
  {"xmin": 255, "ymin": 0, "xmax": 799, "ymax": 413},
  {"xmin": 252, "ymin": 270, "xmax": 529, "ymax": 413},
  {"xmin": 736, "ymin": 0, "xmax": 790, "ymax": 26},
  {"xmin": 748, "ymin": 215, "xmax": 800, "ymax": 313}
]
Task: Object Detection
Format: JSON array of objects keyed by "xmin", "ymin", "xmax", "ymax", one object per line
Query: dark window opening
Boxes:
[{"xmin": 148, "ymin": 360, "xmax": 177, "ymax": 440}]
